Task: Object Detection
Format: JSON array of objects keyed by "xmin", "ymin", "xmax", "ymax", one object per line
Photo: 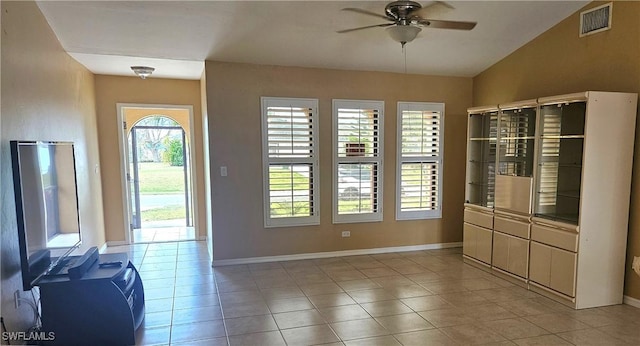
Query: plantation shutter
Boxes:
[
  {"xmin": 333, "ymin": 100, "xmax": 384, "ymax": 223},
  {"xmin": 397, "ymin": 102, "xmax": 444, "ymax": 220},
  {"xmin": 261, "ymin": 97, "xmax": 319, "ymax": 227}
]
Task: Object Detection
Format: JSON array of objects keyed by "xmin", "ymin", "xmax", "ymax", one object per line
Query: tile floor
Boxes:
[
  {"xmin": 104, "ymin": 241, "xmax": 640, "ymax": 345},
  {"xmin": 132, "ymin": 226, "xmax": 196, "ymax": 243}
]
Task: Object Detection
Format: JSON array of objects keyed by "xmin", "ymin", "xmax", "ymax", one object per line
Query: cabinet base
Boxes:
[
  {"xmin": 491, "ymin": 267, "xmax": 528, "ymax": 289},
  {"xmin": 463, "ymin": 256, "xmax": 529, "ymax": 289},
  {"xmin": 529, "ymin": 281, "xmax": 576, "ymax": 308},
  {"xmin": 463, "ymin": 255, "xmax": 492, "ymax": 271}
]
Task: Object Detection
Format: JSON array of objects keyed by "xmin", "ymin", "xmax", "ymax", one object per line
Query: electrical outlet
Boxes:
[
  {"xmin": 341, "ymin": 231, "xmax": 351, "ymax": 237},
  {"xmin": 633, "ymin": 256, "xmax": 640, "ymax": 277},
  {"xmin": 14, "ymin": 290, "xmax": 20, "ymax": 309}
]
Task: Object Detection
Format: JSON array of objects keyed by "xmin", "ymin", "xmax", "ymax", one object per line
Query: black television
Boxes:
[{"xmin": 10, "ymin": 141, "xmax": 82, "ymax": 291}]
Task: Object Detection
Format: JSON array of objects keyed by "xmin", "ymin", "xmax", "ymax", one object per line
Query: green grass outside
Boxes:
[
  {"xmin": 141, "ymin": 205, "xmax": 186, "ymax": 221},
  {"xmin": 138, "ymin": 162, "xmax": 185, "ymax": 194},
  {"xmin": 270, "ymin": 199, "xmax": 374, "ymax": 217},
  {"xmin": 269, "ymin": 168, "xmax": 310, "ymax": 191},
  {"xmin": 338, "ymin": 199, "xmax": 373, "ymax": 213}
]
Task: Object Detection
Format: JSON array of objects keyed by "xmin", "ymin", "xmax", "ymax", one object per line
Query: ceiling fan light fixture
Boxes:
[
  {"xmin": 131, "ymin": 66, "xmax": 155, "ymax": 79},
  {"xmin": 386, "ymin": 25, "xmax": 421, "ymax": 46}
]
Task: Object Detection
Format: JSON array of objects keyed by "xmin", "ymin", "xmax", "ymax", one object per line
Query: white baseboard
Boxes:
[
  {"xmin": 212, "ymin": 242, "xmax": 462, "ymax": 267},
  {"xmin": 624, "ymin": 295, "xmax": 640, "ymax": 308},
  {"xmin": 106, "ymin": 240, "xmax": 129, "ymax": 247},
  {"xmin": 98, "ymin": 243, "xmax": 108, "ymax": 254}
]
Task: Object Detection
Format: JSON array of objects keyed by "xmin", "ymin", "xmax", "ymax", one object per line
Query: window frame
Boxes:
[
  {"xmin": 396, "ymin": 102, "xmax": 444, "ymax": 220},
  {"xmin": 261, "ymin": 97, "xmax": 320, "ymax": 228},
  {"xmin": 332, "ymin": 99, "xmax": 384, "ymax": 224}
]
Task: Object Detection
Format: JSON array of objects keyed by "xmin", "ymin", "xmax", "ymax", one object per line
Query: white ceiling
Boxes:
[{"xmin": 37, "ymin": 1, "xmax": 588, "ymax": 80}]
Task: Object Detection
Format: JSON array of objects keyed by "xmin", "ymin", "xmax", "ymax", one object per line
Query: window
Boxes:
[
  {"xmin": 396, "ymin": 102, "xmax": 444, "ymax": 220},
  {"xmin": 261, "ymin": 97, "xmax": 319, "ymax": 227},
  {"xmin": 333, "ymin": 99, "xmax": 384, "ymax": 223}
]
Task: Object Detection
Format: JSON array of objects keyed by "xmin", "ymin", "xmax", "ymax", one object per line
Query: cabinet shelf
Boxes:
[
  {"xmin": 469, "ymin": 137, "xmax": 497, "ymax": 141},
  {"xmin": 557, "ymin": 191, "xmax": 581, "ymax": 199},
  {"xmin": 538, "ymin": 162, "xmax": 582, "ymax": 168},
  {"xmin": 534, "ymin": 212, "xmax": 579, "ymax": 224},
  {"xmin": 540, "ymin": 135, "xmax": 585, "ymax": 139},
  {"xmin": 559, "ymin": 164, "xmax": 582, "ymax": 168},
  {"xmin": 469, "ymin": 182, "xmax": 492, "ymax": 186},
  {"xmin": 469, "ymin": 160, "xmax": 495, "ymax": 163},
  {"xmin": 500, "ymin": 136, "xmax": 536, "ymax": 140},
  {"xmin": 500, "ymin": 157, "xmax": 530, "ymax": 162},
  {"xmin": 537, "ymin": 190, "xmax": 580, "ymax": 198}
]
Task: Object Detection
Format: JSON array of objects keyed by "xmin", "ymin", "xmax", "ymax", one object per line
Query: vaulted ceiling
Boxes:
[{"xmin": 37, "ymin": 1, "xmax": 588, "ymax": 80}]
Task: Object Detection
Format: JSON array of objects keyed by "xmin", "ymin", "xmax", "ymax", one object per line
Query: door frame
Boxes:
[{"xmin": 116, "ymin": 103, "xmax": 197, "ymax": 244}]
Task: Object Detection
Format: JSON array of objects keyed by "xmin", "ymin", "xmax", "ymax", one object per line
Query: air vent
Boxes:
[{"xmin": 580, "ymin": 2, "xmax": 612, "ymax": 37}]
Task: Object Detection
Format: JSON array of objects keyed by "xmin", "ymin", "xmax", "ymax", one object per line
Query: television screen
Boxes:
[{"xmin": 10, "ymin": 141, "xmax": 82, "ymax": 290}]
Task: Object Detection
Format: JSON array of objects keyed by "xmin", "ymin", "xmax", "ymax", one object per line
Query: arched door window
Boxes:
[{"xmin": 127, "ymin": 115, "xmax": 193, "ymax": 236}]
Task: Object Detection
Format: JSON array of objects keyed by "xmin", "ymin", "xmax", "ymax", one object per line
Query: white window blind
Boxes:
[
  {"xmin": 261, "ymin": 97, "xmax": 319, "ymax": 227},
  {"xmin": 538, "ymin": 111, "xmax": 561, "ymax": 207},
  {"xmin": 396, "ymin": 102, "xmax": 444, "ymax": 220},
  {"xmin": 333, "ymin": 99, "xmax": 384, "ymax": 223}
]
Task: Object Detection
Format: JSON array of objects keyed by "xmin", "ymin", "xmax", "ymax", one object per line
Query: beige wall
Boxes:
[
  {"xmin": 206, "ymin": 61, "xmax": 472, "ymax": 260},
  {"xmin": 1, "ymin": 0, "xmax": 104, "ymax": 330},
  {"xmin": 473, "ymin": 1, "xmax": 640, "ymax": 299},
  {"xmin": 94, "ymin": 76, "xmax": 205, "ymax": 242}
]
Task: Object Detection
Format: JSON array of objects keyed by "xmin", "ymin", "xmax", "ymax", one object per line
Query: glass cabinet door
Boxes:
[
  {"xmin": 534, "ymin": 101, "xmax": 586, "ymax": 224},
  {"xmin": 466, "ymin": 110, "xmax": 498, "ymax": 207},
  {"xmin": 498, "ymin": 107, "xmax": 536, "ymax": 177}
]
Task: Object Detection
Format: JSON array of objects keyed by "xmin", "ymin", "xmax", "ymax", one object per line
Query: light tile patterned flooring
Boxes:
[
  {"xmin": 132, "ymin": 226, "xmax": 196, "ymax": 243},
  {"xmin": 105, "ymin": 241, "xmax": 640, "ymax": 345}
]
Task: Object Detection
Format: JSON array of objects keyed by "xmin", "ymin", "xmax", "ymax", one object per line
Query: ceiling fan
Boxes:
[{"xmin": 338, "ymin": 1, "xmax": 477, "ymax": 47}]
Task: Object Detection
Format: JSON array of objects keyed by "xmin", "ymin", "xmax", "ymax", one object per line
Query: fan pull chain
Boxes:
[{"xmin": 403, "ymin": 44, "xmax": 407, "ymax": 74}]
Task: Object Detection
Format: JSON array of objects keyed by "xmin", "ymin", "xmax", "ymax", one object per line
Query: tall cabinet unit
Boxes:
[
  {"xmin": 492, "ymin": 101, "xmax": 537, "ymax": 284},
  {"xmin": 530, "ymin": 91, "xmax": 637, "ymax": 309},
  {"xmin": 463, "ymin": 107, "xmax": 498, "ymax": 266}
]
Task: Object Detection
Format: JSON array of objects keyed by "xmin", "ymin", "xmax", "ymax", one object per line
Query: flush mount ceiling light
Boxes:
[
  {"xmin": 386, "ymin": 25, "xmax": 422, "ymax": 47},
  {"xmin": 130, "ymin": 66, "xmax": 155, "ymax": 79}
]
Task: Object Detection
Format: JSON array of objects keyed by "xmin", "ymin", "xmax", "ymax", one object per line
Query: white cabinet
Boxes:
[
  {"xmin": 466, "ymin": 107, "xmax": 498, "ymax": 208},
  {"xmin": 530, "ymin": 91, "xmax": 637, "ymax": 309},
  {"xmin": 463, "ymin": 91, "xmax": 637, "ymax": 309},
  {"xmin": 492, "ymin": 109, "xmax": 535, "ymax": 282},
  {"xmin": 464, "ymin": 101, "xmax": 537, "ymax": 281},
  {"xmin": 464, "ymin": 107, "xmax": 498, "ymax": 266}
]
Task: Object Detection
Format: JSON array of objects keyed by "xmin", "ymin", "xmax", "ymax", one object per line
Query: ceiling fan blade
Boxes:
[
  {"xmin": 417, "ymin": 19, "xmax": 477, "ymax": 30},
  {"xmin": 410, "ymin": 1, "xmax": 454, "ymax": 18},
  {"xmin": 342, "ymin": 8, "xmax": 392, "ymax": 21},
  {"xmin": 337, "ymin": 23, "xmax": 394, "ymax": 34}
]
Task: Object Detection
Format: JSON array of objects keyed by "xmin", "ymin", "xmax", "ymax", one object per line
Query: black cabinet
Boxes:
[{"xmin": 37, "ymin": 253, "xmax": 144, "ymax": 345}]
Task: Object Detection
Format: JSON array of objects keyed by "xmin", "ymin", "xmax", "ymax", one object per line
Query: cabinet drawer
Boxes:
[
  {"xmin": 493, "ymin": 231, "xmax": 529, "ymax": 278},
  {"xmin": 463, "ymin": 222, "xmax": 493, "ymax": 264},
  {"xmin": 531, "ymin": 224, "xmax": 578, "ymax": 252},
  {"xmin": 529, "ymin": 241, "xmax": 552, "ymax": 287},
  {"xmin": 494, "ymin": 215, "xmax": 530, "ymax": 239},
  {"xmin": 464, "ymin": 208, "xmax": 494, "ymax": 229},
  {"xmin": 530, "ymin": 241, "xmax": 577, "ymax": 297},
  {"xmin": 463, "ymin": 223, "xmax": 475, "ymax": 258}
]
